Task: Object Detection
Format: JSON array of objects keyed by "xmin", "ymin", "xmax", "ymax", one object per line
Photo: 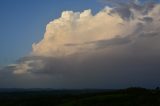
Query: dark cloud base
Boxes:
[{"xmin": 0, "ymin": 1, "xmax": 160, "ymax": 89}]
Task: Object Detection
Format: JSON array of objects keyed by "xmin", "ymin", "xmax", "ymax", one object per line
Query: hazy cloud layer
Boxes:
[{"xmin": 0, "ymin": 1, "xmax": 160, "ymax": 88}]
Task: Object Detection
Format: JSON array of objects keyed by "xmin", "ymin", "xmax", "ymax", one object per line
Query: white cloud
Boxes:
[
  {"xmin": 32, "ymin": 7, "xmax": 126, "ymax": 57},
  {"xmin": 32, "ymin": 4, "xmax": 160, "ymax": 58},
  {"xmin": 1, "ymin": 2, "xmax": 160, "ymax": 88},
  {"xmin": 13, "ymin": 3, "xmax": 160, "ymax": 76}
]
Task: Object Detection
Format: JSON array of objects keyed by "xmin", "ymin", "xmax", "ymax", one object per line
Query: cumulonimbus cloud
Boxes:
[{"xmin": 0, "ymin": 1, "xmax": 160, "ymax": 88}]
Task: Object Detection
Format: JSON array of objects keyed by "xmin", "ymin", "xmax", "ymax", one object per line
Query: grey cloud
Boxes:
[
  {"xmin": 91, "ymin": 36, "xmax": 131, "ymax": 48},
  {"xmin": 139, "ymin": 32, "xmax": 159, "ymax": 38},
  {"xmin": 111, "ymin": 6, "xmax": 133, "ymax": 20},
  {"xmin": 2, "ymin": 27, "xmax": 160, "ymax": 88},
  {"xmin": 65, "ymin": 29, "xmax": 159, "ymax": 50},
  {"xmin": 139, "ymin": 17, "xmax": 153, "ymax": 23},
  {"xmin": 1, "ymin": 30, "xmax": 160, "ymax": 88},
  {"xmin": 65, "ymin": 43, "xmax": 81, "ymax": 47},
  {"xmin": 107, "ymin": 0, "xmax": 156, "ymax": 20},
  {"xmin": 0, "ymin": 1, "xmax": 160, "ymax": 89},
  {"xmin": 65, "ymin": 36, "xmax": 131, "ymax": 49}
]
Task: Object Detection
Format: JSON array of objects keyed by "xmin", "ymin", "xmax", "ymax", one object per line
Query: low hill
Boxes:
[{"xmin": 0, "ymin": 88, "xmax": 160, "ymax": 106}]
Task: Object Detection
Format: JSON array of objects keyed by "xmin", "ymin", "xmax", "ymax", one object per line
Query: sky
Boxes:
[
  {"xmin": 0, "ymin": 0, "xmax": 160, "ymax": 89},
  {"xmin": 0, "ymin": 0, "xmax": 104, "ymax": 66}
]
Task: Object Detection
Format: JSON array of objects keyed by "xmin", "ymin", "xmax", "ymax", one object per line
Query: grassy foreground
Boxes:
[{"xmin": 0, "ymin": 88, "xmax": 160, "ymax": 106}]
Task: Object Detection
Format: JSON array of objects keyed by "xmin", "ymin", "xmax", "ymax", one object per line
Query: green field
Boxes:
[{"xmin": 0, "ymin": 88, "xmax": 160, "ymax": 106}]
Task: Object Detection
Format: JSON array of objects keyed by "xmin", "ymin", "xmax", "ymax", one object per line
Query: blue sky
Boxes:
[
  {"xmin": 0, "ymin": 0, "xmax": 160, "ymax": 66},
  {"xmin": 0, "ymin": 0, "xmax": 160, "ymax": 88},
  {"xmin": 0, "ymin": 0, "xmax": 105, "ymax": 66}
]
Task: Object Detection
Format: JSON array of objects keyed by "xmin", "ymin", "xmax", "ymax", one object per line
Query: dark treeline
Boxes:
[{"xmin": 0, "ymin": 87, "xmax": 160, "ymax": 106}]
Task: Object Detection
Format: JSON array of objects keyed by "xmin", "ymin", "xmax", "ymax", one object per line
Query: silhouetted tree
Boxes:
[{"xmin": 156, "ymin": 86, "xmax": 160, "ymax": 91}]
